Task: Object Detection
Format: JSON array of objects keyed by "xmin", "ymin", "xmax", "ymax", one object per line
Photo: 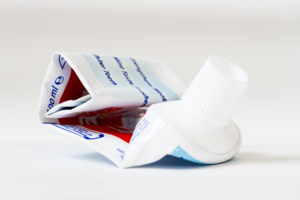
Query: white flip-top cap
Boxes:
[{"xmin": 182, "ymin": 56, "xmax": 249, "ymax": 125}]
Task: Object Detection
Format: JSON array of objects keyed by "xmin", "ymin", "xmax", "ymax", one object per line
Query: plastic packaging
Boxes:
[
  {"xmin": 122, "ymin": 56, "xmax": 249, "ymax": 167},
  {"xmin": 38, "ymin": 52, "xmax": 185, "ymax": 167},
  {"xmin": 39, "ymin": 53, "xmax": 248, "ymax": 168}
]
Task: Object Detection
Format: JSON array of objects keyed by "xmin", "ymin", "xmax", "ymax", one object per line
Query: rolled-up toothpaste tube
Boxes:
[
  {"xmin": 38, "ymin": 52, "xmax": 185, "ymax": 167},
  {"xmin": 39, "ymin": 53, "xmax": 248, "ymax": 168}
]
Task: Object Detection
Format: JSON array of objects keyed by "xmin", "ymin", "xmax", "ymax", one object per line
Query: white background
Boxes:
[{"xmin": 0, "ymin": 0, "xmax": 299, "ymax": 199}]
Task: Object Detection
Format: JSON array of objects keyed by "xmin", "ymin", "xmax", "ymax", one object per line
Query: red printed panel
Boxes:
[{"xmin": 57, "ymin": 68, "xmax": 138, "ymax": 143}]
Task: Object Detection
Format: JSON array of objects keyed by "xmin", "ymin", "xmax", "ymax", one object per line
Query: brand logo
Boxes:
[
  {"xmin": 53, "ymin": 124, "xmax": 104, "ymax": 140},
  {"xmin": 58, "ymin": 55, "xmax": 66, "ymax": 69}
]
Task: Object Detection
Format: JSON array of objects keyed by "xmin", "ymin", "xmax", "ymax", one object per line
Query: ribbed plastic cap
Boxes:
[{"xmin": 182, "ymin": 56, "xmax": 249, "ymax": 125}]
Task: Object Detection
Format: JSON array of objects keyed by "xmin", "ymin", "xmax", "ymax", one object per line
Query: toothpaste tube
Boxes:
[{"xmin": 38, "ymin": 52, "xmax": 185, "ymax": 167}]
